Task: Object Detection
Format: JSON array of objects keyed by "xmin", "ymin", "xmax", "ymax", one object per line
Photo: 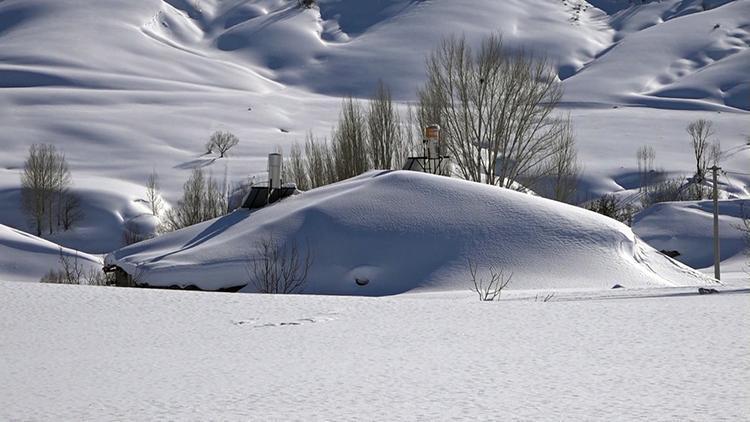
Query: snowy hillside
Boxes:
[
  {"xmin": 0, "ymin": 224, "xmax": 101, "ymax": 283},
  {"xmin": 0, "ymin": 0, "xmax": 748, "ymax": 277},
  {"xmin": 633, "ymin": 198, "xmax": 750, "ymax": 282},
  {"xmin": 106, "ymin": 171, "xmax": 714, "ymax": 294}
]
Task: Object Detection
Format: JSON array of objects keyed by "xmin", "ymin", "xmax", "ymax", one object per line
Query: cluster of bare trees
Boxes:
[
  {"xmin": 686, "ymin": 119, "xmax": 721, "ymax": 200},
  {"xmin": 285, "ymin": 34, "xmax": 579, "ymax": 199},
  {"xmin": 162, "ymin": 168, "xmax": 227, "ymax": 231},
  {"xmin": 417, "ymin": 34, "xmax": 580, "ymax": 199},
  {"xmin": 284, "ymin": 82, "xmax": 420, "ymax": 190},
  {"xmin": 21, "ymin": 144, "xmax": 82, "ymax": 236}
]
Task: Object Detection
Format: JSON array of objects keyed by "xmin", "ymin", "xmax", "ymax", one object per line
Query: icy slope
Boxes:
[
  {"xmin": 0, "ymin": 224, "xmax": 101, "ymax": 283},
  {"xmin": 106, "ymin": 171, "xmax": 713, "ymax": 294}
]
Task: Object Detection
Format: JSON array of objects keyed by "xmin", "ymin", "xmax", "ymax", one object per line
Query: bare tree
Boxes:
[
  {"xmin": 163, "ymin": 168, "xmax": 227, "ymax": 231},
  {"xmin": 332, "ymin": 97, "xmax": 370, "ymax": 180},
  {"xmin": 548, "ymin": 119, "xmax": 580, "ymax": 203},
  {"xmin": 686, "ymin": 119, "xmax": 715, "ymax": 199},
  {"xmin": 145, "ymin": 170, "xmax": 163, "ymax": 217},
  {"xmin": 305, "ymin": 132, "xmax": 333, "ymax": 188},
  {"xmin": 285, "ymin": 142, "xmax": 309, "ymax": 190},
  {"xmin": 208, "ymin": 131, "xmax": 240, "ymax": 158},
  {"xmin": 397, "ymin": 104, "xmax": 421, "ymax": 168},
  {"xmin": 247, "ymin": 236, "xmax": 313, "ymax": 294},
  {"xmin": 637, "ymin": 145, "xmax": 656, "ymax": 194},
  {"xmin": 418, "ymin": 34, "xmax": 566, "ymax": 187},
  {"xmin": 20, "ymin": 144, "xmax": 78, "ymax": 236},
  {"xmin": 60, "ymin": 191, "xmax": 83, "ymax": 231},
  {"xmin": 468, "ymin": 259, "xmax": 512, "ymax": 301},
  {"xmin": 368, "ymin": 80, "xmax": 401, "ymax": 170}
]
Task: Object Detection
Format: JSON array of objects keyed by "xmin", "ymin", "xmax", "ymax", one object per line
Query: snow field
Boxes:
[{"xmin": 0, "ymin": 281, "xmax": 747, "ymax": 420}]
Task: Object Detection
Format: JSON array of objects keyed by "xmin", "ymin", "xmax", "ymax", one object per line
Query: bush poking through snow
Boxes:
[
  {"xmin": 641, "ymin": 178, "xmax": 694, "ymax": 208},
  {"xmin": 40, "ymin": 248, "xmax": 110, "ymax": 286},
  {"xmin": 247, "ymin": 236, "xmax": 312, "ymax": 294},
  {"xmin": 468, "ymin": 259, "xmax": 512, "ymax": 301},
  {"xmin": 206, "ymin": 131, "xmax": 239, "ymax": 158},
  {"xmin": 586, "ymin": 194, "xmax": 635, "ymax": 225}
]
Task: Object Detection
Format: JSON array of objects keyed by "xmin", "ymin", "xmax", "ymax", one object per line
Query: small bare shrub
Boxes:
[
  {"xmin": 40, "ymin": 248, "xmax": 111, "ymax": 286},
  {"xmin": 534, "ymin": 292, "xmax": 555, "ymax": 302},
  {"xmin": 641, "ymin": 178, "xmax": 693, "ymax": 208},
  {"xmin": 586, "ymin": 194, "xmax": 635, "ymax": 225},
  {"xmin": 468, "ymin": 259, "xmax": 512, "ymax": 301},
  {"xmin": 247, "ymin": 236, "xmax": 313, "ymax": 294}
]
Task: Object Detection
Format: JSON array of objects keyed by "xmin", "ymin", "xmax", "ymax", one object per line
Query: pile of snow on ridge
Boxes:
[
  {"xmin": 0, "ymin": 224, "xmax": 101, "ymax": 283},
  {"xmin": 106, "ymin": 171, "xmax": 714, "ymax": 295}
]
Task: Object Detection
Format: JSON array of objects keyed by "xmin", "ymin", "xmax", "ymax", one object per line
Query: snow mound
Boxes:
[
  {"xmin": 106, "ymin": 171, "xmax": 714, "ymax": 295},
  {"xmin": 633, "ymin": 199, "xmax": 750, "ymax": 284},
  {"xmin": 0, "ymin": 176, "xmax": 160, "ymax": 254},
  {"xmin": 0, "ymin": 224, "xmax": 101, "ymax": 283}
]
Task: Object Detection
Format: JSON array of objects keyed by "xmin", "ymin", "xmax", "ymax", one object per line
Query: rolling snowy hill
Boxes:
[
  {"xmin": 0, "ymin": 0, "xmax": 748, "ymax": 281},
  {"xmin": 0, "ymin": 223, "xmax": 101, "ymax": 283},
  {"xmin": 106, "ymin": 171, "xmax": 715, "ymax": 294}
]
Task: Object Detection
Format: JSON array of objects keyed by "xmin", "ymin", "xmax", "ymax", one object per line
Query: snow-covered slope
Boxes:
[
  {"xmin": 633, "ymin": 198, "xmax": 749, "ymax": 283},
  {"xmin": 0, "ymin": 0, "xmax": 748, "ymax": 262},
  {"xmin": 0, "ymin": 176, "xmax": 160, "ymax": 254},
  {"xmin": 0, "ymin": 224, "xmax": 101, "ymax": 283},
  {"xmin": 565, "ymin": 0, "xmax": 750, "ymax": 110},
  {"xmin": 106, "ymin": 171, "xmax": 713, "ymax": 294}
]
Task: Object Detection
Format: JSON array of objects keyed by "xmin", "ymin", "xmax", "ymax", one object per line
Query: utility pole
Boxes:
[{"xmin": 710, "ymin": 165, "xmax": 721, "ymax": 280}]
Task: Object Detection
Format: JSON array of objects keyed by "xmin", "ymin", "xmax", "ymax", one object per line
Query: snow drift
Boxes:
[
  {"xmin": 106, "ymin": 171, "xmax": 714, "ymax": 295},
  {"xmin": 0, "ymin": 223, "xmax": 101, "ymax": 283}
]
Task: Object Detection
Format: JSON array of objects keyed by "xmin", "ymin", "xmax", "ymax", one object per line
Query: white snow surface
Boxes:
[
  {"xmin": 106, "ymin": 171, "xmax": 714, "ymax": 294},
  {"xmin": 1, "ymin": 281, "xmax": 748, "ymax": 420},
  {"xmin": 0, "ymin": 223, "xmax": 101, "ymax": 283}
]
